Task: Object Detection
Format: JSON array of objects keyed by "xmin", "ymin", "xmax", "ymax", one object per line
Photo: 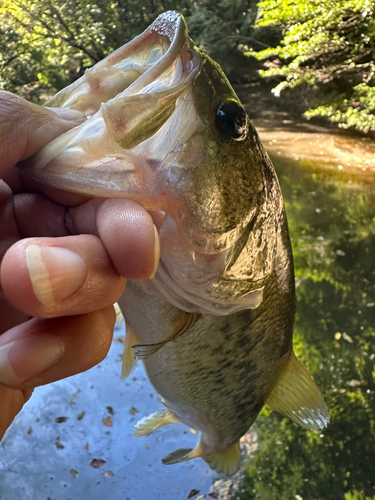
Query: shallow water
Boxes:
[
  {"xmin": 1, "ymin": 143, "xmax": 374, "ymax": 500},
  {"xmin": 0, "ymin": 323, "xmax": 215, "ymax": 500}
]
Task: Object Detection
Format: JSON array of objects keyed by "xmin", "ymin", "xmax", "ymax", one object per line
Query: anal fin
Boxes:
[
  {"xmin": 121, "ymin": 322, "xmax": 139, "ymax": 380},
  {"xmin": 133, "ymin": 312, "xmax": 201, "ymax": 359},
  {"xmin": 266, "ymin": 350, "xmax": 329, "ymax": 430},
  {"xmin": 204, "ymin": 441, "xmax": 241, "ymax": 476},
  {"xmin": 133, "ymin": 409, "xmax": 180, "ymax": 437}
]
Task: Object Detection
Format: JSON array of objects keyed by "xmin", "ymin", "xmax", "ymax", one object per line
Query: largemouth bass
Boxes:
[{"xmin": 20, "ymin": 11, "xmax": 328, "ymax": 475}]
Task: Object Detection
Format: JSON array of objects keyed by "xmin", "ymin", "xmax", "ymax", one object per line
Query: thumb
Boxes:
[{"xmin": 0, "ymin": 90, "xmax": 85, "ymax": 176}]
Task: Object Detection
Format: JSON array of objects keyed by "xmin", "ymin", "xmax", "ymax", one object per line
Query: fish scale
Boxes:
[
  {"xmin": 20, "ymin": 11, "xmax": 329, "ymax": 475},
  {"xmin": 119, "ymin": 251, "xmax": 294, "ymax": 456}
]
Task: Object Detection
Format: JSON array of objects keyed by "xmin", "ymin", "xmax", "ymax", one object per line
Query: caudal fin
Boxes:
[
  {"xmin": 266, "ymin": 350, "xmax": 329, "ymax": 430},
  {"xmin": 204, "ymin": 441, "xmax": 241, "ymax": 476}
]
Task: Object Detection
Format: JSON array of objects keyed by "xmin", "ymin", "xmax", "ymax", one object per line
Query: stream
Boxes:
[{"xmin": 235, "ymin": 142, "xmax": 375, "ymax": 500}]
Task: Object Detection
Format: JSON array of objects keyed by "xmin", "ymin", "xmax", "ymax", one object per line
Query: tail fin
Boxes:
[{"xmin": 204, "ymin": 441, "xmax": 241, "ymax": 476}]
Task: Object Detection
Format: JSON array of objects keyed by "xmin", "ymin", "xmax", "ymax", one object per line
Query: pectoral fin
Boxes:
[
  {"xmin": 133, "ymin": 312, "xmax": 201, "ymax": 359},
  {"xmin": 204, "ymin": 441, "xmax": 241, "ymax": 476},
  {"xmin": 120, "ymin": 322, "xmax": 139, "ymax": 380},
  {"xmin": 133, "ymin": 409, "xmax": 180, "ymax": 437},
  {"xmin": 266, "ymin": 350, "xmax": 329, "ymax": 431}
]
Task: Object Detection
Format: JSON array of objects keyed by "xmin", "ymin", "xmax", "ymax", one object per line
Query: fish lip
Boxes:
[
  {"xmin": 122, "ymin": 11, "xmax": 197, "ymax": 96},
  {"xmin": 20, "ymin": 12, "xmax": 201, "ymax": 198},
  {"xmin": 44, "ymin": 11, "xmax": 200, "ymax": 111}
]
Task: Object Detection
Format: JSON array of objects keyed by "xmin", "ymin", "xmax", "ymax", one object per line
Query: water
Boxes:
[
  {"xmin": 1, "ymin": 139, "xmax": 374, "ymax": 500},
  {"xmin": 0, "ymin": 323, "xmax": 215, "ymax": 500},
  {"xmin": 235, "ymin": 152, "xmax": 375, "ymax": 500}
]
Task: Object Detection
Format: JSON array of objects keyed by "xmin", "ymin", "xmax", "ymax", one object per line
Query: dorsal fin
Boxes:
[{"xmin": 266, "ymin": 350, "xmax": 329, "ymax": 430}]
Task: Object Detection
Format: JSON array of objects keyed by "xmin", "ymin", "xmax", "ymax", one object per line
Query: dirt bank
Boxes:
[{"xmin": 234, "ymin": 81, "xmax": 375, "ymax": 178}]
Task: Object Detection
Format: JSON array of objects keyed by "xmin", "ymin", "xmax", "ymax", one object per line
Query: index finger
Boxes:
[{"xmin": 0, "ymin": 91, "xmax": 85, "ymax": 177}]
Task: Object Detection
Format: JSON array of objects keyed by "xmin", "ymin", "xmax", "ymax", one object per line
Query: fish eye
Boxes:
[{"xmin": 215, "ymin": 99, "xmax": 248, "ymax": 141}]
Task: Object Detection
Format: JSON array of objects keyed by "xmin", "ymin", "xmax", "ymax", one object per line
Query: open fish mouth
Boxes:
[
  {"xmin": 19, "ymin": 12, "xmax": 279, "ymax": 314},
  {"xmin": 21, "ymin": 12, "xmax": 201, "ymax": 204}
]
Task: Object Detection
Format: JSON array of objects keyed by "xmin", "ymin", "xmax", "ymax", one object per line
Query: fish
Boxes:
[{"xmin": 20, "ymin": 11, "xmax": 329, "ymax": 475}]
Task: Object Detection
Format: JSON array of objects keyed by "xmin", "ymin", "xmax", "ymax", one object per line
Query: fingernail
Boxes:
[
  {"xmin": 26, "ymin": 245, "xmax": 87, "ymax": 307},
  {"xmin": 148, "ymin": 210, "xmax": 166, "ymax": 230},
  {"xmin": 0, "ymin": 334, "xmax": 64, "ymax": 386},
  {"xmin": 149, "ymin": 225, "xmax": 160, "ymax": 279},
  {"xmin": 49, "ymin": 107, "xmax": 86, "ymax": 122}
]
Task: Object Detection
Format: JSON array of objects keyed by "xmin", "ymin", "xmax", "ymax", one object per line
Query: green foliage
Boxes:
[
  {"xmin": 0, "ymin": 0, "xmax": 262, "ymax": 101},
  {"xmin": 0, "ymin": 0, "xmax": 193, "ymax": 101},
  {"xmin": 345, "ymin": 491, "xmax": 375, "ymax": 500},
  {"xmin": 3, "ymin": 0, "xmax": 375, "ymax": 132},
  {"xmin": 305, "ymin": 83, "xmax": 375, "ymax": 133},
  {"xmin": 248, "ymin": 0, "xmax": 375, "ymax": 132},
  {"xmin": 186, "ymin": 0, "xmax": 273, "ymax": 81}
]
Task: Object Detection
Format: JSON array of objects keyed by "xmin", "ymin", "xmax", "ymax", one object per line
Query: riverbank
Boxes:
[{"xmin": 235, "ymin": 81, "xmax": 375, "ymax": 179}]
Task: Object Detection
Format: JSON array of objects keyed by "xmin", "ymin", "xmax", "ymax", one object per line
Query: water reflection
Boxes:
[{"xmin": 236, "ymin": 155, "xmax": 375, "ymax": 500}]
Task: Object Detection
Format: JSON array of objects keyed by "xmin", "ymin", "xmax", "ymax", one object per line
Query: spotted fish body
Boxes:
[
  {"xmin": 21, "ymin": 12, "xmax": 329, "ymax": 474},
  {"xmin": 120, "ymin": 245, "xmax": 294, "ymax": 458}
]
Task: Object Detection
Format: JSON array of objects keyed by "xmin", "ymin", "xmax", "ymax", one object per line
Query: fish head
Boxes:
[{"xmin": 20, "ymin": 12, "xmax": 288, "ymax": 315}]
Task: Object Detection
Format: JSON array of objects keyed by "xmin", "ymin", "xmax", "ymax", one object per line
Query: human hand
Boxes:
[{"xmin": 0, "ymin": 91, "xmax": 159, "ymax": 440}]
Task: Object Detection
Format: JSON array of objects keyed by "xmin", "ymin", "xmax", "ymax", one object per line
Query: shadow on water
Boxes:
[{"xmin": 229, "ymin": 155, "xmax": 375, "ymax": 500}]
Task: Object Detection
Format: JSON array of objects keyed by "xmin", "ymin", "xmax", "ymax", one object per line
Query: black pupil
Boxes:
[{"xmin": 215, "ymin": 100, "xmax": 248, "ymax": 141}]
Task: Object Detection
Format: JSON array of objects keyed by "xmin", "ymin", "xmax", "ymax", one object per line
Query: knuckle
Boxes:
[{"xmin": 0, "ymin": 91, "xmax": 27, "ymax": 165}]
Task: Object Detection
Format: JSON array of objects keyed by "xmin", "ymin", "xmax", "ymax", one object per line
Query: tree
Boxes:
[
  {"xmin": 0, "ymin": 0, "xmax": 193, "ymax": 101},
  {"xmin": 248, "ymin": 0, "xmax": 375, "ymax": 133},
  {"xmin": 0, "ymin": 0, "xmax": 264, "ymax": 101},
  {"xmin": 185, "ymin": 0, "xmax": 269, "ymax": 82}
]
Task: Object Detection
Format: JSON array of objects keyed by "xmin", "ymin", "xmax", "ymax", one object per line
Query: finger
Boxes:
[
  {"xmin": 1, "ymin": 188, "xmax": 84, "ymax": 245},
  {"xmin": 0, "ymin": 307, "xmax": 115, "ymax": 390},
  {"xmin": 1, "ymin": 198, "xmax": 160, "ymax": 318},
  {"xmin": 67, "ymin": 198, "xmax": 160, "ymax": 280},
  {"xmin": 7, "ymin": 171, "xmax": 90, "ymax": 206},
  {"xmin": 0, "ymin": 386, "xmax": 33, "ymax": 441},
  {"xmin": 10, "ymin": 195, "xmax": 161, "ymax": 270},
  {"xmin": 12, "ymin": 193, "xmax": 70, "ymax": 238},
  {"xmin": 1, "ymin": 235, "xmax": 126, "ymax": 318},
  {"xmin": 0, "ymin": 91, "xmax": 85, "ymax": 175}
]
